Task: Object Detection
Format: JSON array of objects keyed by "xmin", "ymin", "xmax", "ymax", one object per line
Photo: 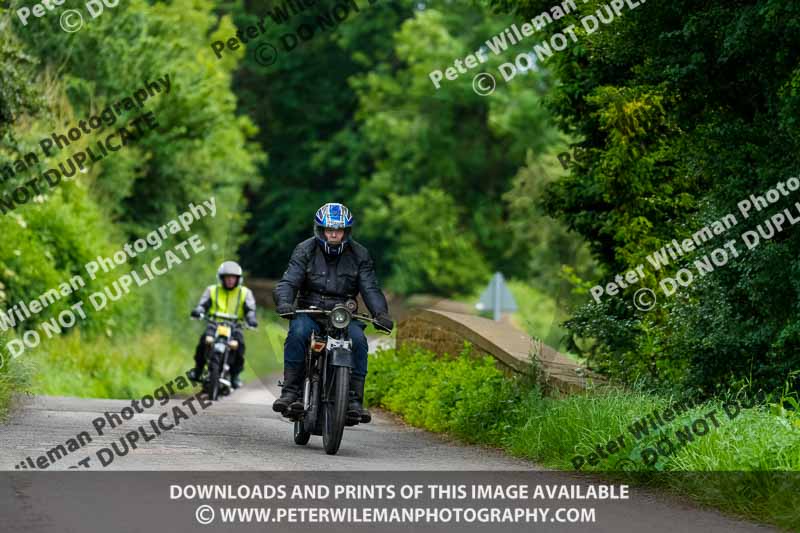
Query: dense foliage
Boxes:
[
  {"xmin": 1, "ymin": 0, "xmax": 261, "ymax": 337},
  {"xmin": 0, "ymin": 0, "xmax": 263, "ymax": 410},
  {"xmin": 491, "ymin": 0, "xmax": 800, "ymax": 393},
  {"xmin": 2, "ymin": 0, "xmax": 795, "ymax": 405},
  {"xmin": 233, "ymin": 0, "xmax": 592, "ymax": 296}
]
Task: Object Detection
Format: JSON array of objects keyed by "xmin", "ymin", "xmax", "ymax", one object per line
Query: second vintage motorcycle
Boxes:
[{"xmin": 192, "ymin": 311, "xmax": 253, "ymax": 401}]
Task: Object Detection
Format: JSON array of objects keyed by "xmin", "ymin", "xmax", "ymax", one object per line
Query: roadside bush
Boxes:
[{"xmin": 367, "ymin": 343, "xmax": 521, "ymax": 443}]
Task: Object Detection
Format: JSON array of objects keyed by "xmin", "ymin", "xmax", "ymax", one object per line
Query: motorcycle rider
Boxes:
[
  {"xmin": 272, "ymin": 203, "xmax": 393, "ymax": 423},
  {"xmin": 188, "ymin": 261, "xmax": 258, "ymax": 389}
]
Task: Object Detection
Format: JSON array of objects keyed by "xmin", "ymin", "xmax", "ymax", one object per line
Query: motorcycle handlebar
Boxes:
[
  {"xmin": 192, "ymin": 313, "xmax": 255, "ymax": 329},
  {"xmin": 291, "ymin": 308, "xmax": 392, "ymax": 335}
]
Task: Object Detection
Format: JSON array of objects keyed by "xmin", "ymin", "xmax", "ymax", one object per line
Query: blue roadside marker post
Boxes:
[{"xmin": 475, "ymin": 272, "xmax": 517, "ymax": 321}]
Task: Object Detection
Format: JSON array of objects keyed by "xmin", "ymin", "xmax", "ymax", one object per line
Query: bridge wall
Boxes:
[{"xmin": 397, "ymin": 309, "xmax": 601, "ymax": 394}]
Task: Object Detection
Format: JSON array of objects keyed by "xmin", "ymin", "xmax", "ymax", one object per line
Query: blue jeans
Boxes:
[{"xmin": 283, "ymin": 314, "xmax": 369, "ymax": 378}]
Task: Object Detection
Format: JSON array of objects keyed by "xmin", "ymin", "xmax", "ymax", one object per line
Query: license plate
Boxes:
[{"xmin": 216, "ymin": 325, "xmax": 231, "ymax": 337}]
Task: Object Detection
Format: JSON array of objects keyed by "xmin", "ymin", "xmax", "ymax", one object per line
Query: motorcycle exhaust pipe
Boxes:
[{"xmin": 303, "ymin": 378, "xmax": 311, "ymax": 409}]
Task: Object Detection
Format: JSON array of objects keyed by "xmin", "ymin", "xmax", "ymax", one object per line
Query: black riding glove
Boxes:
[
  {"xmin": 245, "ymin": 312, "xmax": 258, "ymax": 328},
  {"xmin": 276, "ymin": 303, "xmax": 295, "ymax": 318},
  {"xmin": 374, "ymin": 313, "xmax": 394, "ymax": 332},
  {"xmin": 190, "ymin": 306, "xmax": 204, "ymax": 319}
]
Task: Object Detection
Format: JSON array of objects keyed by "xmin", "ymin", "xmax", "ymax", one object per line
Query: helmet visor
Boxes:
[{"xmin": 314, "ymin": 224, "xmax": 351, "ymax": 243}]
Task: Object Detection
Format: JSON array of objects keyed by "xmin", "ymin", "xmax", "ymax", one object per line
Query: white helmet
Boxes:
[{"xmin": 217, "ymin": 261, "xmax": 243, "ymax": 286}]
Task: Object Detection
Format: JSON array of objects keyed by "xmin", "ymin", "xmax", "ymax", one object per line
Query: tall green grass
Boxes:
[
  {"xmin": 0, "ymin": 332, "xmax": 32, "ymax": 420},
  {"xmin": 366, "ymin": 344, "xmax": 800, "ymax": 530}
]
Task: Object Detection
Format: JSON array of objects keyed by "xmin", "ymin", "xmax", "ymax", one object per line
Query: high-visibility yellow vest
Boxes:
[{"xmin": 208, "ymin": 284, "xmax": 248, "ymax": 319}]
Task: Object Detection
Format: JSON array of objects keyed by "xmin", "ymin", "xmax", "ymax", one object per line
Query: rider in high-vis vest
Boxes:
[{"xmin": 188, "ymin": 261, "xmax": 257, "ymax": 389}]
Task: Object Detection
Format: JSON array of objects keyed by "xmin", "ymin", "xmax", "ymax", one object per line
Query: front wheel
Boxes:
[
  {"xmin": 206, "ymin": 352, "xmax": 221, "ymax": 401},
  {"xmin": 294, "ymin": 420, "xmax": 311, "ymax": 445},
  {"xmin": 322, "ymin": 366, "xmax": 350, "ymax": 455}
]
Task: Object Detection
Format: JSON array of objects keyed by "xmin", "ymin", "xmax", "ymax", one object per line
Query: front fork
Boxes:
[
  {"xmin": 220, "ymin": 348, "xmax": 230, "ymax": 382},
  {"xmin": 303, "ymin": 367, "xmax": 319, "ymax": 410},
  {"xmin": 302, "ymin": 334, "xmax": 354, "ymax": 414},
  {"xmin": 203, "ymin": 337, "xmax": 230, "ymax": 375},
  {"xmin": 302, "ymin": 338, "xmax": 323, "ymax": 425}
]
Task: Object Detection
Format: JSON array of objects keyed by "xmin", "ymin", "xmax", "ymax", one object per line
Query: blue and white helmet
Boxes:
[{"xmin": 314, "ymin": 203, "xmax": 354, "ymax": 255}]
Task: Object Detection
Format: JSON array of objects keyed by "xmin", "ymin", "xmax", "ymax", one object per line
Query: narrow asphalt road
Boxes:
[
  {"xmin": 0, "ymin": 376, "xmax": 780, "ymax": 532},
  {"xmin": 0, "ymin": 330, "xmax": 781, "ymax": 533},
  {"xmin": 0, "ymin": 371, "xmax": 542, "ymax": 471}
]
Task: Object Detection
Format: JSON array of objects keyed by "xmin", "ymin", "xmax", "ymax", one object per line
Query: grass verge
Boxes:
[
  {"xmin": 0, "ymin": 332, "xmax": 32, "ymax": 421},
  {"xmin": 26, "ymin": 311, "xmax": 285, "ymax": 399},
  {"xmin": 366, "ymin": 343, "xmax": 800, "ymax": 530}
]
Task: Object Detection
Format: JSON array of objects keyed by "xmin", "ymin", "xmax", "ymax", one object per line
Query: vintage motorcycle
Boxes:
[
  {"xmin": 285, "ymin": 301, "xmax": 390, "ymax": 455},
  {"xmin": 192, "ymin": 312, "xmax": 253, "ymax": 401}
]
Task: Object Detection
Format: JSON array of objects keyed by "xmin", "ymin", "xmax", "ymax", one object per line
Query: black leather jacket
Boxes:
[{"xmin": 273, "ymin": 238, "xmax": 389, "ymax": 316}]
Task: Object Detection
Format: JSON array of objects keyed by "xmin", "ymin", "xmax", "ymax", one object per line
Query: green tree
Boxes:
[
  {"xmin": 233, "ymin": 0, "xmax": 408, "ymax": 277},
  {"xmin": 235, "ymin": 0, "xmax": 572, "ymax": 294},
  {"xmin": 493, "ymin": 0, "xmax": 800, "ymax": 392},
  {"xmin": 2, "ymin": 0, "xmax": 263, "ymax": 332},
  {"xmin": 377, "ymin": 187, "xmax": 490, "ymax": 295}
]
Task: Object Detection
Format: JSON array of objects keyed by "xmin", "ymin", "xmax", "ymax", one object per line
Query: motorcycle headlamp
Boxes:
[{"xmin": 330, "ymin": 306, "xmax": 351, "ymax": 329}]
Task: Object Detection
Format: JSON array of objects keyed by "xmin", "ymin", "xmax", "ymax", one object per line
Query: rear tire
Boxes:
[
  {"xmin": 323, "ymin": 366, "xmax": 350, "ymax": 455},
  {"xmin": 294, "ymin": 420, "xmax": 311, "ymax": 445}
]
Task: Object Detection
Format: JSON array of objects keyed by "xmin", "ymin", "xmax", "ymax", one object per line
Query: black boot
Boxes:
[
  {"xmin": 272, "ymin": 368, "xmax": 304, "ymax": 414},
  {"xmin": 347, "ymin": 375, "xmax": 371, "ymax": 424},
  {"xmin": 229, "ymin": 343, "xmax": 245, "ymax": 389},
  {"xmin": 189, "ymin": 337, "xmax": 208, "ymax": 383},
  {"xmin": 187, "ymin": 365, "xmax": 204, "ymax": 383}
]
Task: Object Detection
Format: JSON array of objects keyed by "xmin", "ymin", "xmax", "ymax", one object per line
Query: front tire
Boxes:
[
  {"xmin": 207, "ymin": 352, "xmax": 221, "ymax": 401},
  {"xmin": 323, "ymin": 366, "xmax": 350, "ymax": 455}
]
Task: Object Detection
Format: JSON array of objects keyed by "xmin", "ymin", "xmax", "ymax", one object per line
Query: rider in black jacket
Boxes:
[{"xmin": 272, "ymin": 203, "xmax": 393, "ymax": 422}]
